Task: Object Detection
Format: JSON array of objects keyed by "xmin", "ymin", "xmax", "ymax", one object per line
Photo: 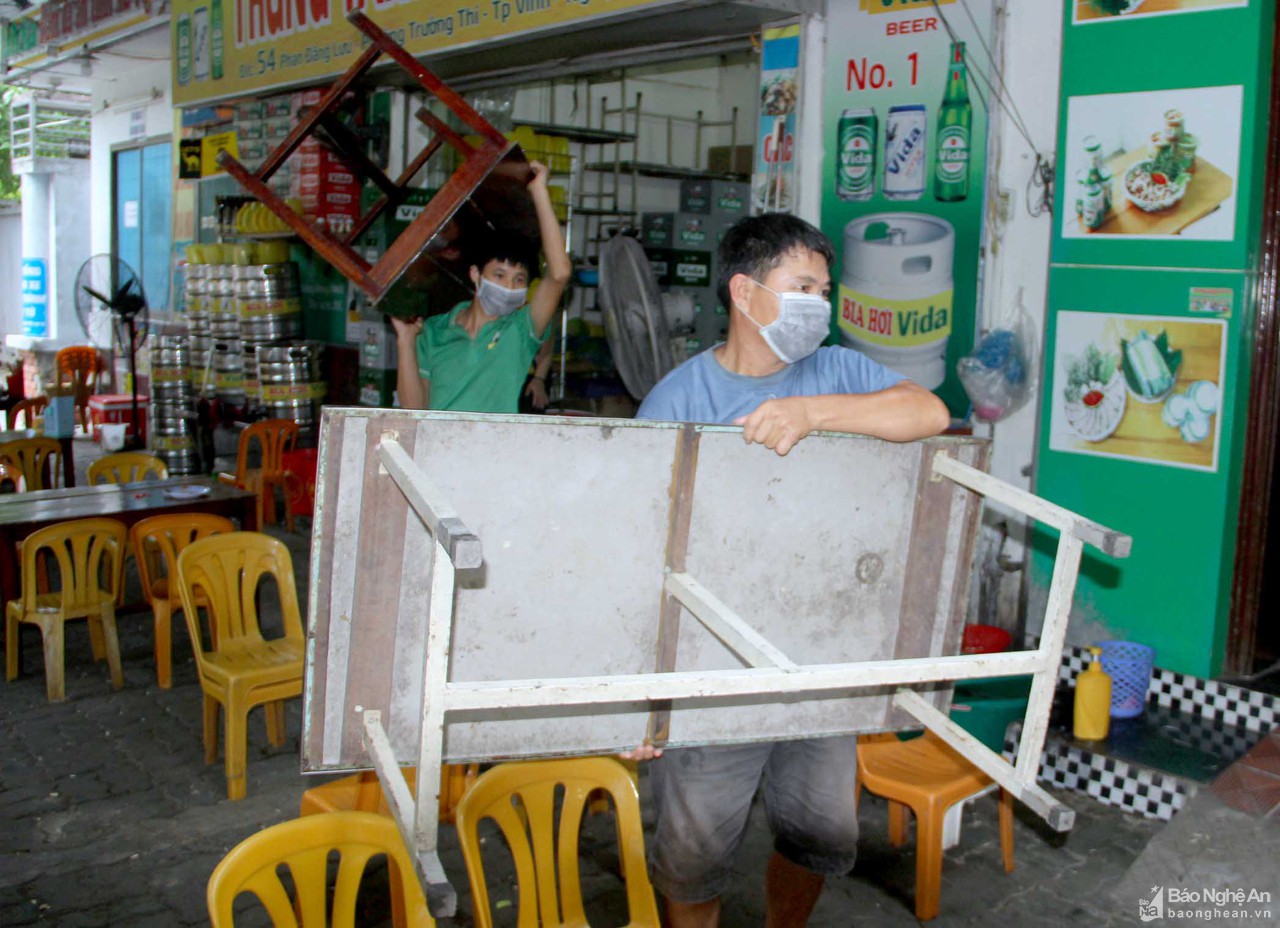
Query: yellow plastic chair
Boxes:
[
  {"xmin": 455, "ymin": 756, "xmax": 661, "ymax": 928},
  {"xmin": 55, "ymin": 345, "xmax": 100, "ymax": 433},
  {"xmin": 177, "ymin": 531, "xmax": 305, "ymax": 800},
  {"xmin": 87, "ymin": 451, "xmax": 169, "ymax": 485},
  {"xmin": 129, "ymin": 513, "xmax": 235, "ymax": 688},
  {"xmin": 218, "ymin": 419, "xmax": 301, "ymax": 532},
  {"xmin": 856, "ymin": 730, "xmax": 1015, "ymax": 921},
  {"xmin": 6, "ymin": 395, "xmax": 47, "ymax": 430},
  {"xmin": 207, "ymin": 811, "xmax": 435, "ymax": 927},
  {"xmin": 4, "ymin": 517, "xmax": 127, "ymax": 702},
  {"xmin": 0, "ymin": 436, "xmax": 63, "ymax": 491}
]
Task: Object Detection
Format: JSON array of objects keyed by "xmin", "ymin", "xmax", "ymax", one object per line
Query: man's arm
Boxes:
[
  {"xmin": 392, "ymin": 316, "xmax": 430, "ymax": 410},
  {"xmin": 736, "ymin": 381, "xmax": 950, "ymax": 455},
  {"xmin": 524, "ymin": 334, "xmax": 555, "ymax": 409},
  {"xmin": 526, "ymin": 162, "xmax": 572, "ymax": 339}
]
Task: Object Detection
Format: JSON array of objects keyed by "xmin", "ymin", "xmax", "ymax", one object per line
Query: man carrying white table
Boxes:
[{"xmin": 629, "ymin": 212, "xmax": 949, "ymax": 927}]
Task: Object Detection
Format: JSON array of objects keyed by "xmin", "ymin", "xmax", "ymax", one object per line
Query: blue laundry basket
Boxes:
[{"xmin": 1099, "ymin": 641, "xmax": 1155, "ymax": 718}]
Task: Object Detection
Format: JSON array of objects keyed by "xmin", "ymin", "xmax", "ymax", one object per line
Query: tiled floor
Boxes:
[{"xmin": 1211, "ymin": 732, "xmax": 1280, "ymax": 818}]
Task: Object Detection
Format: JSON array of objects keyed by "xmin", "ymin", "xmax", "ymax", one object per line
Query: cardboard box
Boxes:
[
  {"xmin": 348, "ymin": 319, "xmax": 398, "ymax": 371},
  {"xmin": 359, "ymin": 368, "xmax": 397, "ymax": 407},
  {"xmin": 641, "ymin": 212, "xmax": 674, "ymax": 248},
  {"xmin": 644, "ymin": 247, "xmax": 673, "ymax": 287},
  {"xmin": 674, "ymin": 213, "xmax": 714, "ymax": 249},
  {"xmin": 670, "ymin": 250, "xmax": 713, "ymax": 288},
  {"xmin": 679, "ymin": 178, "xmax": 712, "ymax": 214},
  {"xmin": 711, "ymin": 180, "xmax": 751, "ymax": 217},
  {"xmin": 707, "ymin": 144, "xmax": 754, "ymax": 176}
]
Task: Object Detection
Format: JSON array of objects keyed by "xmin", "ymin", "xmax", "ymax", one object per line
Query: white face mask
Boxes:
[
  {"xmin": 476, "ymin": 276, "xmax": 527, "ymax": 317},
  {"xmin": 737, "ymin": 279, "xmax": 832, "ymax": 364}
]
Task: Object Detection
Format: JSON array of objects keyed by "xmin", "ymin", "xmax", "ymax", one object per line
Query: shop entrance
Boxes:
[{"xmin": 112, "ymin": 138, "xmax": 173, "ymax": 312}]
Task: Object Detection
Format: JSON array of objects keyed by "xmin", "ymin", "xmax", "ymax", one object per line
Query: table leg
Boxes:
[{"xmin": 60, "ymin": 437, "xmax": 75, "ymax": 488}]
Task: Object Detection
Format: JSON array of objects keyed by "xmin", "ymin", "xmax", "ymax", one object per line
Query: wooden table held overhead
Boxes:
[{"xmin": 0, "ymin": 477, "xmax": 259, "ymax": 603}]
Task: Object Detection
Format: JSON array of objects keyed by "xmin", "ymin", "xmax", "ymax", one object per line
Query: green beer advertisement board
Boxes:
[
  {"xmin": 820, "ymin": 0, "xmax": 995, "ymax": 415},
  {"xmin": 1035, "ymin": 0, "xmax": 1273, "ymax": 676}
]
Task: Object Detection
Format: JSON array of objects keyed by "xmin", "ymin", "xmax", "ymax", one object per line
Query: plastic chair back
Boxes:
[
  {"xmin": 0, "ymin": 437, "xmax": 63, "ymax": 491},
  {"xmin": 232, "ymin": 418, "xmax": 299, "ymax": 483},
  {"xmin": 177, "ymin": 531, "xmax": 304, "ymax": 652},
  {"xmin": 55, "ymin": 346, "xmax": 100, "ymax": 420},
  {"xmin": 17, "ymin": 517, "xmax": 126, "ymax": 612},
  {"xmin": 88, "ymin": 451, "xmax": 169, "ymax": 485},
  {"xmin": 455, "ymin": 756, "xmax": 660, "ymax": 928},
  {"xmin": 6, "ymin": 395, "xmax": 48, "ymax": 430},
  {"xmin": 207, "ymin": 811, "xmax": 435, "ymax": 927},
  {"xmin": 131, "ymin": 513, "xmax": 236, "ymax": 606}
]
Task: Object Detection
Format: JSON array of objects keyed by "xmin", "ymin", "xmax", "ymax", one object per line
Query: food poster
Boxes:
[
  {"xmin": 755, "ymin": 24, "xmax": 800, "ymax": 212},
  {"xmin": 1075, "ymin": 0, "xmax": 1248, "ymax": 25},
  {"xmin": 1060, "ymin": 85, "xmax": 1242, "ymax": 242},
  {"xmin": 820, "ymin": 0, "xmax": 996, "ymax": 416},
  {"xmin": 1049, "ymin": 311, "xmax": 1226, "ymax": 471},
  {"xmin": 1052, "ymin": 1, "xmax": 1270, "ymax": 271},
  {"xmin": 1034, "ymin": 267, "xmax": 1248, "ymax": 677}
]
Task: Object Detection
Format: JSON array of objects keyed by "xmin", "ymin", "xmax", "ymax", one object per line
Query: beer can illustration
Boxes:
[
  {"xmin": 837, "ymin": 213, "xmax": 954, "ymax": 390},
  {"xmin": 192, "ymin": 6, "xmax": 210, "ymax": 81},
  {"xmin": 176, "ymin": 13, "xmax": 192, "ymax": 86},
  {"xmin": 837, "ymin": 107, "xmax": 877, "ymax": 202},
  {"xmin": 884, "ymin": 104, "xmax": 927, "ymax": 201}
]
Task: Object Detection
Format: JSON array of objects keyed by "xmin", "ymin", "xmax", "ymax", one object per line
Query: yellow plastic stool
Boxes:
[{"xmin": 857, "ymin": 731, "xmax": 1015, "ymax": 921}]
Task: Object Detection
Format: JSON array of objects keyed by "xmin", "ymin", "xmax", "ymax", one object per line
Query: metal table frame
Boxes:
[{"xmin": 350, "ymin": 430, "xmax": 1130, "ymax": 916}]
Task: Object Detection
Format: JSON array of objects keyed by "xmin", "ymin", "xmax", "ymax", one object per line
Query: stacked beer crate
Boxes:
[
  {"xmin": 288, "ymin": 88, "xmax": 362, "ymax": 237},
  {"xmin": 642, "ymin": 177, "xmax": 750, "ymax": 358}
]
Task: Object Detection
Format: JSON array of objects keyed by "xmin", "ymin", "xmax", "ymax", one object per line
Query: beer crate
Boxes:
[
  {"xmin": 641, "ymin": 212, "xmax": 674, "ymax": 248},
  {"xmin": 679, "ymin": 178, "xmax": 712, "ymax": 214}
]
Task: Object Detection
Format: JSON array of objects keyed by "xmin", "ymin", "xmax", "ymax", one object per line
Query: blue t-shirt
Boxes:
[{"xmin": 636, "ymin": 345, "xmax": 904, "ymax": 425}]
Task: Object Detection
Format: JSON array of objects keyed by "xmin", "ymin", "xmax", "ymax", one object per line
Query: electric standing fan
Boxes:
[
  {"xmin": 597, "ymin": 232, "xmax": 674, "ymax": 400},
  {"xmin": 73, "ymin": 255, "xmax": 151, "ymax": 450}
]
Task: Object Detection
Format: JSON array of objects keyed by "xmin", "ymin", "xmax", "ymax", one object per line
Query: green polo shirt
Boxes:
[{"xmin": 416, "ymin": 301, "xmax": 548, "ymax": 413}]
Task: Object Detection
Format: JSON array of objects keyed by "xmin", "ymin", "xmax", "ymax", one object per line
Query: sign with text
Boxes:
[
  {"xmin": 171, "ymin": 0, "xmax": 675, "ymax": 106},
  {"xmin": 21, "ymin": 258, "xmax": 48, "ymax": 338},
  {"xmin": 821, "ymin": 0, "xmax": 994, "ymax": 415}
]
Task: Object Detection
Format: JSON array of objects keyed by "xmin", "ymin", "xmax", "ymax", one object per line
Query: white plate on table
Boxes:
[{"xmin": 163, "ymin": 485, "xmax": 211, "ymax": 500}]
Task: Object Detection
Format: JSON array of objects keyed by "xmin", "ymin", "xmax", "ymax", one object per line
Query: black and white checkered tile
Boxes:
[
  {"xmin": 1007, "ymin": 723, "xmax": 1190, "ymax": 821},
  {"xmin": 1011, "ymin": 646, "xmax": 1280, "ymax": 821}
]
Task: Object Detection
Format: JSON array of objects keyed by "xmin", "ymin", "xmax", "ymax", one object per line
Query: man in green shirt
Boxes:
[{"xmin": 392, "ymin": 161, "xmax": 571, "ymax": 413}]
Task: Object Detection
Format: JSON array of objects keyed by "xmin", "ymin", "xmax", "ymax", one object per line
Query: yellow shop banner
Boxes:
[
  {"xmin": 172, "ymin": 0, "xmax": 675, "ymax": 105},
  {"xmin": 857, "ymin": 0, "xmax": 955, "ymax": 12}
]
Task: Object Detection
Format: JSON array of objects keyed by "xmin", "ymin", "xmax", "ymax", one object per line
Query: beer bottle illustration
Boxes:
[
  {"xmin": 211, "ymin": 0, "xmax": 224, "ymax": 81},
  {"xmin": 933, "ymin": 42, "xmax": 972, "ymax": 202}
]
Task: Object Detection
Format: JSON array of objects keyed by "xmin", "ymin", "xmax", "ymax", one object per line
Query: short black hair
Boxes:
[
  {"xmin": 470, "ymin": 230, "xmax": 537, "ymax": 278},
  {"xmin": 715, "ymin": 213, "xmax": 835, "ymax": 310}
]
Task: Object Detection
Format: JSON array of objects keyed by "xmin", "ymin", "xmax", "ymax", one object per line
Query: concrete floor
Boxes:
[{"xmin": 0, "ymin": 437, "xmax": 1168, "ymax": 926}]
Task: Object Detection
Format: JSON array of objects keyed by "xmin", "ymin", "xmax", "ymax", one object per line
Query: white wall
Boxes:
[
  {"xmin": 0, "ymin": 207, "xmax": 21, "ymax": 336},
  {"xmin": 970, "ymin": 1, "xmax": 1064, "ymax": 632},
  {"xmin": 88, "ymin": 57, "xmax": 174, "ymax": 257}
]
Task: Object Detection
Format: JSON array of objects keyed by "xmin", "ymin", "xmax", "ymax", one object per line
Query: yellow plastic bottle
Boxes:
[{"xmin": 1073, "ymin": 646, "xmax": 1112, "ymax": 741}]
